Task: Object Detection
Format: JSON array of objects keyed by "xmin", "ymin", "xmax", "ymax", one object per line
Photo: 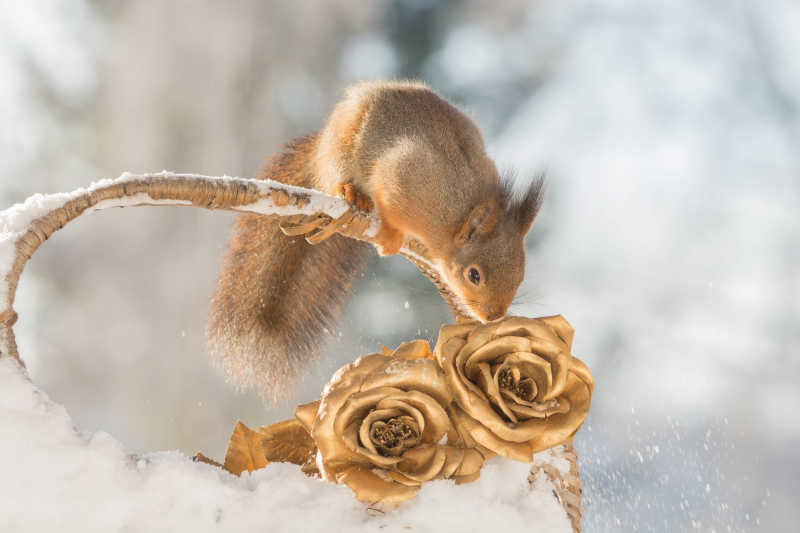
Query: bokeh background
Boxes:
[{"xmin": 2, "ymin": 1, "xmax": 798, "ymax": 531}]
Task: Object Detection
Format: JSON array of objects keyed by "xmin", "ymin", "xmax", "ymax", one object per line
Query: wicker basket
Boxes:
[{"xmin": 0, "ymin": 173, "xmax": 584, "ymax": 532}]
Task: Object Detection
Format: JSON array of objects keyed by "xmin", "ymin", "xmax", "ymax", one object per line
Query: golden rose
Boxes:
[
  {"xmin": 295, "ymin": 340, "xmax": 484, "ymax": 503},
  {"xmin": 434, "ymin": 315, "xmax": 594, "ymax": 462}
]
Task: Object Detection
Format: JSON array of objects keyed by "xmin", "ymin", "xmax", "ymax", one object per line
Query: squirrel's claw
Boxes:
[
  {"xmin": 280, "ymin": 183, "xmax": 397, "ymax": 252},
  {"xmin": 305, "ymin": 209, "xmax": 356, "ymax": 244},
  {"xmin": 337, "ymin": 183, "xmax": 374, "ymax": 213},
  {"xmin": 279, "ymin": 208, "xmax": 366, "ymax": 245},
  {"xmin": 279, "ymin": 215, "xmax": 329, "ymax": 237}
]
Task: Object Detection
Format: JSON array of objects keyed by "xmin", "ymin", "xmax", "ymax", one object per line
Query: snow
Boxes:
[
  {"xmin": 0, "ymin": 356, "xmax": 571, "ymax": 532},
  {"xmin": 85, "ymin": 194, "xmax": 193, "ymax": 213},
  {"xmin": 232, "ymin": 179, "xmax": 352, "ymax": 220}
]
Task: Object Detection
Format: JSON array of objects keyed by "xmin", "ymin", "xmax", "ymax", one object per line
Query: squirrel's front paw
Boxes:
[
  {"xmin": 336, "ymin": 182, "xmax": 374, "ymax": 212},
  {"xmin": 374, "ymin": 222, "xmax": 404, "ymax": 256}
]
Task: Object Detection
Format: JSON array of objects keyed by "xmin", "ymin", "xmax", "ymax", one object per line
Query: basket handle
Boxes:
[{"xmin": 0, "ymin": 172, "xmax": 472, "ymax": 365}]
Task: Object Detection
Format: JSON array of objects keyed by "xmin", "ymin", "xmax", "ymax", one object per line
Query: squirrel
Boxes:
[{"xmin": 207, "ymin": 80, "xmax": 544, "ymax": 400}]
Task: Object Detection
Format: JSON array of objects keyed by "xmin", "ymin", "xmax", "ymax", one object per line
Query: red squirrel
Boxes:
[{"xmin": 207, "ymin": 81, "xmax": 543, "ymax": 399}]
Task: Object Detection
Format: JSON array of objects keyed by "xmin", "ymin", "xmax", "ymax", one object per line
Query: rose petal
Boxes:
[
  {"xmin": 435, "ymin": 335, "xmax": 492, "ymax": 425},
  {"xmin": 337, "ymin": 465, "xmax": 418, "ymax": 503},
  {"xmin": 569, "ymin": 356, "xmax": 595, "ymax": 393},
  {"xmin": 494, "ymin": 366, "xmax": 539, "ymax": 408},
  {"xmin": 385, "ymin": 470, "xmax": 424, "ymax": 487},
  {"xmin": 454, "ymin": 325, "xmax": 502, "ymax": 398},
  {"xmin": 446, "ymin": 370, "xmax": 554, "ymax": 443},
  {"xmin": 341, "ymin": 420, "xmax": 362, "ymax": 452},
  {"xmin": 458, "ymin": 323, "xmax": 502, "ymax": 361},
  {"xmin": 358, "ymin": 407, "xmax": 405, "ymax": 455},
  {"xmin": 326, "ymin": 353, "xmax": 392, "ymax": 395},
  {"xmin": 397, "ymin": 445, "xmax": 447, "ymax": 482},
  {"xmin": 361, "ymin": 357, "xmax": 452, "ymax": 407},
  {"xmin": 526, "ymin": 338, "xmax": 570, "ymax": 400},
  {"xmin": 313, "ymin": 356, "xmax": 403, "ymax": 469},
  {"xmin": 537, "ymin": 315, "xmax": 575, "ymax": 347},
  {"xmin": 294, "ymin": 400, "xmax": 320, "ymax": 433},
  {"xmin": 441, "ymin": 446, "xmax": 465, "ymax": 478},
  {"xmin": 381, "ymin": 391, "xmax": 451, "ymax": 444},
  {"xmin": 344, "ymin": 423, "xmax": 400, "ymax": 470},
  {"xmin": 449, "ymin": 404, "xmax": 533, "ymax": 461},
  {"xmin": 454, "ymin": 471, "xmax": 482, "ymax": 484},
  {"xmin": 435, "ymin": 323, "xmax": 478, "ymax": 349},
  {"xmin": 491, "ymin": 316, "xmax": 567, "ymax": 349},
  {"xmin": 457, "ymin": 448, "xmax": 485, "ymax": 477},
  {"xmin": 505, "ymin": 396, "xmax": 563, "ymax": 419},
  {"xmin": 391, "ymin": 339, "xmax": 434, "ymax": 360},
  {"xmin": 343, "ymin": 420, "xmax": 401, "ymax": 467},
  {"xmin": 372, "ymin": 400, "xmax": 426, "ymax": 437},
  {"xmin": 501, "ymin": 352, "xmax": 554, "ymax": 402},
  {"xmin": 333, "ymin": 387, "xmax": 403, "ymax": 438},
  {"xmin": 463, "ymin": 336, "xmax": 531, "ymax": 380},
  {"xmin": 528, "ymin": 373, "xmax": 591, "ymax": 453},
  {"xmin": 438, "ymin": 445, "xmax": 485, "ymax": 480},
  {"xmin": 480, "ymin": 363, "xmax": 518, "ymax": 423},
  {"xmin": 495, "ymin": 317, "xmax": 572, "ymax": 401},
  {"xmin": 441, "ymin": 350, "xmax": 531, "ymax": 443}
]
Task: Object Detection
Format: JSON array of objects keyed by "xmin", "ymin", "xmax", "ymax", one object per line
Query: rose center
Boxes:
[
  {"xmin": 368, "ymin": 415, "xmax": 421, "ymax": 457},
  {"xmin": 498, "ymin": 368, "xmax": 536, "ymax": 402}
]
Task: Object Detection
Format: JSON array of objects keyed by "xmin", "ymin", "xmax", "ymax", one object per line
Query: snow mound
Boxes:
[{"xmin": 0, "ymin": 357, "xmax": 572, "ymax": 532}]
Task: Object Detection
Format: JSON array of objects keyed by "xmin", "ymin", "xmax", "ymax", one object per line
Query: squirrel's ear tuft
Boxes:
[
  {"xmin": 503, "ymin": 173, "xmax": 545, "ymax": 236},
  {"xmin": 455, "ymin": 200, "xmax": 499, "ymax": 246}
]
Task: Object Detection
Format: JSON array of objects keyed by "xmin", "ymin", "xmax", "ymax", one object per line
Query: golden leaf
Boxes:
[
  {"xmin": 258, "ymin": 419, "xmax": 318, "ymax": 471},
  {"xmin": 223, "ymin": 421, "xmax": 269, "ymax": 476}
]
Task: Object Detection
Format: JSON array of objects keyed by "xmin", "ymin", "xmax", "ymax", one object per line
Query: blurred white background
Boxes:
[{"xmin": 1, "ymin": 1, "xmax": 798, "ymax": 531}]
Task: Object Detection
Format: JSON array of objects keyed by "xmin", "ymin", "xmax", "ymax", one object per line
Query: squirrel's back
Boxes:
[
  {"xmin": 316, "ymin": 80, "xmax": 496, "ymax": 201},
  {"xmin": 207, "ymin": 81, "xmax": 537, "ymax": 398},
  {"xmin": 207, "ymin": 135, "xmax": 371, "ymax": 400},
  {"xmin": 315, "ymin": 81, "xmax": 502, "ymax": 253}
]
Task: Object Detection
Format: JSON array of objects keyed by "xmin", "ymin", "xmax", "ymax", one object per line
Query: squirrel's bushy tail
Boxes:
[{"xmin": 207, "ymin": 136, "xmax": 371, "ymax": 401}]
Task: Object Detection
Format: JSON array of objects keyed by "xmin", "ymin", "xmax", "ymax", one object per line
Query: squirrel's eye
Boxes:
[{"xmin": 468, "ymin": 267, "xmax": 481, "ymax": 285}]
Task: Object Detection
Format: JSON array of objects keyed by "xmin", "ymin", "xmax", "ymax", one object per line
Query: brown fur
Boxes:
[
  {"xmin": 207, "ymin": 135, "xmax": 371, "ymax": 400},
  {"xmin": 315, "ymin": 81, "xmax": 544, "ymax": 320},
  {"xmin": 208, "ymin": 81, "xmax": 543, "ymax": 400}
]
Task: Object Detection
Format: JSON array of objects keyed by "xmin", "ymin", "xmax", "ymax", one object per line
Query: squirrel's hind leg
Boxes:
[
  {"xmin": 335, "ymin": 181, "xmax": 403, "ymax": 256},
  {"xmin": 370, "ymin": 187, "xmax": 407, "ymax": 256},
  {"xmin": 373, "ymin": 222, "xmax": 405, "ymax": 256}
]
